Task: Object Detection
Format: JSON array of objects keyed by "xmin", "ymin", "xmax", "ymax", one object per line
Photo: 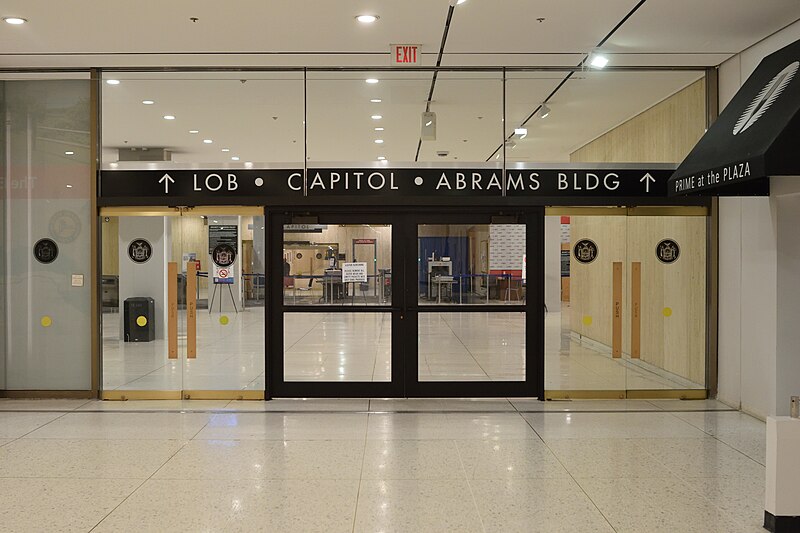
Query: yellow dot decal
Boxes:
[
  {"xmin": 219, "ymin": 315, "xmax": 229, "ymax": 325},
  {"xmin": 40, "ymin": 316, "xmax": 52, "ymax": 328},
  {"xmin": 582, "ymin": 315, "xmax": 592, "ymax": 326},
  {"xmin": 136, "ymin": 316, "xmax": 148, "ymax": 327},
  {"xmin": 663, "ymin": 307, "xmax": 673, "ymax": 317}
]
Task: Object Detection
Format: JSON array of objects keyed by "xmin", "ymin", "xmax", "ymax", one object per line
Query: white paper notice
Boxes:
[{"xmin": 342, "ymin": 262, "xmax": 368, "ymax": 283}]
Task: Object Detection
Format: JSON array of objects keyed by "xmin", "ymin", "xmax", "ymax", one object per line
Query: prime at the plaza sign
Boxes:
[{"xmin": 99, "ymin": 164, "xmax": 675, "ymax": 203}]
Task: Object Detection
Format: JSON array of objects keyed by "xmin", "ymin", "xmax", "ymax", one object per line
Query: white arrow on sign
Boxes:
[
  {"xmin": 640, "ymin": 172, "xmax": 655, "ymax": 193},
  {"xmin": 159, "ymin": 173, "xmax": 175, "ymax": 193}
]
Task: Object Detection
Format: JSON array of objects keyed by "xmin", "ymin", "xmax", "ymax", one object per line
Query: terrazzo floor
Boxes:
[{"xmin": 0, "ymin": 398, "xmax": 763, "ymax": 532}]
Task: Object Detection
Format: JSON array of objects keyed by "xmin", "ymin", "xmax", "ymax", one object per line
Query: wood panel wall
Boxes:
[
  {"xmin": 101, "ymin": 217, "xmax": 119, "ymax": 275},
  {"xmin": 569, "ymin": 216, "xmax": 706, "ymax": 385},
  {"xmin": 571, "ymin": 78, "xmax": 706, "ymax": 164},
  {"xmin": 567, "ymin": 76, "xmax": 708, "ymax": 386}
]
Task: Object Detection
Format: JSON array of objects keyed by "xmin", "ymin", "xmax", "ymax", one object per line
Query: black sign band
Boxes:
[{"xmin": 100, "ymin": 167, "xmax": 675, "ymax": 204}]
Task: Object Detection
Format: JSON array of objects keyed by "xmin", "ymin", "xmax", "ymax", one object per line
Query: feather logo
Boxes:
[{"xmin": 733, "ymin": 61, "xmax": 798, "ymax": 135}]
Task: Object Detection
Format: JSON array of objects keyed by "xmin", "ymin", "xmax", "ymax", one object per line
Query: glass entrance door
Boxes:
[
  {"xmin": 268, "ymin": 212, "xmax": 403, "ymax": 397},
  {"xmin": 407, "ymin": 212, "xmax": 542, "ymax": 397},
  {"xmin": 100, "ymin": 207, "xmax": 265, "ymax": 400},
  {"xmin": 268, "ymin": 210, "xmax": 543, "ymax": 398}
]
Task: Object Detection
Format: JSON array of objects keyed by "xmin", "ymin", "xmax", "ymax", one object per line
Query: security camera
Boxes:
[{"xmin": 436, "ymin": 151, "xmax": 449, "ymax": 157}]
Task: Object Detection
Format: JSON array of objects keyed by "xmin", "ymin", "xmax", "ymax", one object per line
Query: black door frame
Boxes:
[
  {"xmin": 404, "ymin": 209, "xmax": 543, "ymax": 398},
  {"xmin": 267, "ymin": 210, "xmax": 406, "ymax": 398},
  {"xmin": 266, "ymin": 206, "xmax": 544, "ymax": 398}
]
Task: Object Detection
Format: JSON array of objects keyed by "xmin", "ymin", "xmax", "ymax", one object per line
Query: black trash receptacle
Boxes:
[{"xmin": 124, "ymin": 297, "xmax": 155, "ymax": 342}]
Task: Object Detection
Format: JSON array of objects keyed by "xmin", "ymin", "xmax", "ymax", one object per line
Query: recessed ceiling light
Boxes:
[
  {"xmin": 231, "ymin": 156, "xmax": 240, "ymax": 161},
  {"xmin": 374, "ymin": 127, "xmax": 384, "ymax": 131},
  {"xmin": 66, "ymin": 184, "xmax": 73, "ymax": 188},
  {"xmin": 106, "ymin": 79, "xmax": 120, "ymax": 85},
  {"xmin": 64, "ymin": 151, "xmax": 74, "ymax": 155},
  {"xmin": 371, "ymin": 115, "xmax": 382, "ymax": 120},
  {"xmin": 370, "ymin": 99, "xmax": 382, "ymax": 103},
  {"xmin": 203, "ymin": 139, "xmax": 213, "ymax": 144},
  {"xmin": 189, "ymin": 130, "xmax": 199, "ymax": 134},
  {"xmin": 355, "ymin": 15, "xmax": 379, "ymax": 23},
  {"xmin": 365, "ymin": 78, "xmax": 379, "ymax": 84},
  {"xmin": 457, "ymin": 0, "xmax": 468, "ymax": 4},
  {"xmin": 221, "ymin": 148, "xmax": 230, "ymax": 152},
  {"xmin": 3, "ymin": 17, "xmax": 27, "ymax": 25},
  {"xmin": 163, "ymin": 115, "xmax": 175, "ymax": 120},
  {"xmin": 377, "ymin": 156, "xmax": 386, "ymax": 160},
  {"xmin": 374, "ymin": 139, "xmax": 384, "ymax": 144},
  {"xmin": 141, "ymin": 100, "xmax": 155, "ymax": 105},
  {"xmin": 589, "ymin": 52, "xmax": 609, "ymax": 69}
]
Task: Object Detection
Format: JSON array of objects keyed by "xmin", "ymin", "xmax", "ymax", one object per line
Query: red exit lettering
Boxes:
[{"xmin": 391, "ymin": 44, "xmax": 421, "ymax": 66}]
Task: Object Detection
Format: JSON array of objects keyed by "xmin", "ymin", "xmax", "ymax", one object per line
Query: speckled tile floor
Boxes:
[
  {"xmin": 101, "ymin": 309, "xmax": 703, "ymax": 391},
  {"xmin": 0, "ymin": 399, "xmax": 764, "ymax": 532}
]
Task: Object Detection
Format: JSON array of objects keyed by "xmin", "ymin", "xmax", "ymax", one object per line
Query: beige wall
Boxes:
[{"xmin": 571, "ymin": 78, "xmax": 706, "ymax": 164}]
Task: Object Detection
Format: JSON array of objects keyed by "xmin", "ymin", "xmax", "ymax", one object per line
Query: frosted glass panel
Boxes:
[{"xmin": 2, "ymin": 79, "xmax": 92, "ymax": 389}]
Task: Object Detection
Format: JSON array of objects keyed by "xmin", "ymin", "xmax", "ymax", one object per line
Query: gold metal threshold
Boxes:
[
  {"xmin": 101, "ymin": 390, "xmax": 264, "ymax": 401},
  {"xmin": 544, "ymin": 389, "xmax": 707, "ymax": 400}
]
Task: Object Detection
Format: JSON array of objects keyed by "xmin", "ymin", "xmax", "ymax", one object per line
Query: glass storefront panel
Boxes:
[
  {"xmin": 102, "ymin": 72, "xmax": 304, "ymax": 165},
  {"xmin": 181, "ymin": 213, "xmax": 265, "ymax": 391},
  {"xmin": 283, "ymin": 224, "xmax": 392, "ymax": 306},
  {"xmin": 419, "ymin": 312, "xmax": 525, "ymax": 381},
  {"xmin": 624, "ymin": 215, "xmax": 706, "ymax": 391},
  {"xmin": 415, "ymin": 72, "xmax": 504, "ymax": 163},
  {"xmin": 101, "ymin": 211, "xmax": 265, "ymax": 392},
  {"xmin": 1, "ymin": 78, "xmax": 92, "ymax": 390},
  {"xmin": 306, "ymin": 71, "xmax": 504, "ymax": 164},
  {"xmin": 102, "ymin": 215, "xmax": 183, "ymax": 391},
  {"xmin": 284, "ymin": 312, "xmax": 391, "ymax": 382},
  {"xmin": 306, "ymin": 72, "xmax": 430, "ymax": 163},
  {"xmin": 505, "ymin": 71, "xmax": 706, "ymax": 163},
  {"xmin": 545, "ymin": 212, "xmax": 706, "ymax": 393},
  {"xmin": 418, "ymin": 223, "xmax": 526, "ymax": 306}
]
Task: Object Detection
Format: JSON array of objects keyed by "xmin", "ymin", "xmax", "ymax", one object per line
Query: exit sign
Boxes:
[{"xmin": 391, "ymin": 44, "xmax": 421, "ymax": 66}]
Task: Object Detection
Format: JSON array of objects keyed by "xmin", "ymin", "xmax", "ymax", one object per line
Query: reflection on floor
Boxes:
[
  {"xmin": 545, "ymin": 309, "xmax": 704, "ymax": 391},
  {"xmin": 419, "ymin": 312, "xmax": 525, "ymax": 381},
  {"xmin": 284, "ymin": 313, "xmax": 392, "ymax": 382},
  {"xmin": 0, "ymin": 399, "xmax": 764, "ymax": 533},
  {"xmin": 102, "ymin": 307, "xmax": 265, "ymax": 391},
  {"xmin": 103, "ymin": 307, "xmax": 703, "ymax": 390}
]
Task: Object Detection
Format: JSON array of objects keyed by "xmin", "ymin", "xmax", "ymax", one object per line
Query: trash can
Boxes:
[{"xmin": 124, "ymin": 297, "xmax": 155, "ymax": 342}]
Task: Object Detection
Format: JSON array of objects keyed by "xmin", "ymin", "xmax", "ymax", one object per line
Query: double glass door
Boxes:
[
  {"xmin": 100, "ymin": 208, "xmax": 265, "ymax": 399},
  {"xmin": 268, "ymin": 210, "xmax": 542, "ymax": 398}
]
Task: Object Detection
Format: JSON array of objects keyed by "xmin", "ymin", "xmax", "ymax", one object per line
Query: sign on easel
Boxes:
[
  {"xmin": 213, "ymin": 263, "xmax": 235, "ymax": 284},
  {"xmin": 342, "ymin": 262, "xmax": 368, "ymax": 283}
]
